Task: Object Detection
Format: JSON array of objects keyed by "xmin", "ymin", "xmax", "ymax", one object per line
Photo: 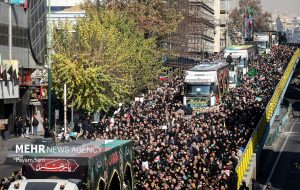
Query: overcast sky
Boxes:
[{"xmin": 260, "ymin": 0, "xmax": 300, "ymax": 17}]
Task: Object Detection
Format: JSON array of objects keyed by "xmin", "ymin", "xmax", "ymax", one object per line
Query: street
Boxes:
[
  {"xmin": 0, "ymin": 136, "xmax": 39, "ymax": 180},
  {"xmin": 258, "ymin": 118, "xmax": 300, "ymax": 190},
  {"xmin": 0, "ymin": 164, "xmax": 20, "ymax": 179}
]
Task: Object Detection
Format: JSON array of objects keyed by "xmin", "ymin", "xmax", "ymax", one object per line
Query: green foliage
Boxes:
[
  {"xmin": 52, "ymin": 9, "xmax": 161, "ymax": 112},
  {"xmin": 93, "ymin": 0, "xmax": 183, "ymax": 40}
]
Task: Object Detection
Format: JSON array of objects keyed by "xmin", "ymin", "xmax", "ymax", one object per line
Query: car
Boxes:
[
  {"xmin": 8, "ymin": 179, "xmax": 80, "ymax": 190},
  {"xmin": 32, "ymin": 138, "xmax": 56, "ymax": 147}
]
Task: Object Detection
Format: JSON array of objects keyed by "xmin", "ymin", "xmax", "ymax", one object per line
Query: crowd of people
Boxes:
[
  {"xmin": 2, "ymin": 45, "xmax": 295, "ymax": 190},
  {"xmin": 75, "ymin": 45, "xmax": 297, "ymax": 190},
  {"xmin": 0, "ymin": 171, "xmax": 23, "ymax": 190}
]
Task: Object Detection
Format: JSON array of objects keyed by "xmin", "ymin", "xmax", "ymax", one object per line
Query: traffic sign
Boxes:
[{"xmin": 55, "ymin": 109, "xmax": 59, "ymax": 119}]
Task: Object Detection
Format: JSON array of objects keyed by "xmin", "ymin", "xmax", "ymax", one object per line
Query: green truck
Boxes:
[{"xmin": 10, "ymin": 140, "xmax": 134, "ymax": 190}]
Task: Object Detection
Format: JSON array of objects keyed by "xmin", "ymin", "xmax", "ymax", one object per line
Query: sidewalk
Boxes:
[{"xmin": 0, "ymin": 132, "xmax": 45, "ymax": 165}]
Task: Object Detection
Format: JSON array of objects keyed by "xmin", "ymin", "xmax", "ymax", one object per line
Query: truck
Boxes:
[
  {"xmin": 6, "ymin": 140, "xmax": 134, "ymax": 190},
  {"xmin": 253, "ymin": 33, "xmax": 271, "ymax": 54},
  {"xmin": 183, "ymin": 62, "xmax": 229, "ymax": 111},
  {"xmin": 224, "ymin": 45, "xmax": 256, "ymax": 64},
  {"xmin": 224, "ymin": 45, "xmax": 256, "ymax": 88}
]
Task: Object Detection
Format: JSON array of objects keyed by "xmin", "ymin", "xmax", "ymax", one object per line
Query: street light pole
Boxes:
[
  {"xmin": 64, "ymin": 84, "xmax": 67, "ymax": 135},
  {"xmin": 47, "ymin": 0, "xmax": 52, "ymax": 129}
]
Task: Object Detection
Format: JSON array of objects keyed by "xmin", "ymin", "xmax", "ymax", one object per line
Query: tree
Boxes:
[
  {"xmin": 51, "ymin": 9, "xmax": 161, "ymax": 112},
  {"xmin": 88, "ymin": 0, "xmax": 183, "ymax": 41},
  {"xmin": 228, "ymin": 0, "xmax": 272, "ymax": 44}
]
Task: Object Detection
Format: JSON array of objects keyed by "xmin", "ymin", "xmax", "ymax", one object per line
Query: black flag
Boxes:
[
  {"xmin": 13, "ymin": 69, "xmax": 18, "ymax": 86},
  {"xmin": 1, "ymin": 69, "xmax": 8, "ymax": 86},
  {"xmin": 7, "ymin": 66, "xmax": 13, "ymax": 81}
]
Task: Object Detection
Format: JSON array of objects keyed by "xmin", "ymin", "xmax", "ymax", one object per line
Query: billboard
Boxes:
[{"xmin": 10, "ymin": 0, "xmax": 24, "ymax": 4}]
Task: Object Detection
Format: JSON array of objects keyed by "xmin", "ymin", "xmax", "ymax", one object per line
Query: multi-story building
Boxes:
[
  {"xmin": 188, "ymin": 0, "xmax": 215, "ymax": 56},
  {"xmin": 214, "ymin": 0, "xmax": 235, "ymax": 52},
  {"xmin": 48, "ymin": 0, "xmax": 85, "ymax": 25},
  {"xmin": 168, "ymin": 0, "xmax": 215, "ymax": 62},
  {"xmin": 0, "ymin": 0, "xmax": 46, "ymax": 132}
]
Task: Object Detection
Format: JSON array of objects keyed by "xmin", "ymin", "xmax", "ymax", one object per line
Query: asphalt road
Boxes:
[
  {"xmin": 0, "ymin": 164, "xmax": 20, "ymax": 179},
  {"xmin": 0, "ymin": 136, "xmax": 39, "ymax": 180},
  {"xmin": 258, "ymin": 118, "xmax": 300, "ymax": 190}
]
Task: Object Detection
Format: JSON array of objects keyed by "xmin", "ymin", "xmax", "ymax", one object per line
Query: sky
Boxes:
[{"xmin": 260, "ymin": 0, "xmax": 300, "ymax": 18}]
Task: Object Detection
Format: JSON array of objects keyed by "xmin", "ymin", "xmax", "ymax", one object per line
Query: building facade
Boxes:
[{"xmin": 0, "ymin": 0, "xmax": 47, "ymax": 132}]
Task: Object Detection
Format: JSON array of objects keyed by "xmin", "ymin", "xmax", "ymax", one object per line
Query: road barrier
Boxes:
[{"xmin": 235, "ymin": 49, "xmax": 300, "ymax": 188}]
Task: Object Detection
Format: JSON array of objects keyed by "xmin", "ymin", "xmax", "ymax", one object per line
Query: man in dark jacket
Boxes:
[
  {"xmin": 43, "ymin": 118, "xmax": 50, "ymax": 138},
  {"xmin": 32, "ymin": 115, "xmax": 39, "ymax": 136},
  {"xmin": 252, "ymin": 178, "xmax": 261, "ymax": 190}
]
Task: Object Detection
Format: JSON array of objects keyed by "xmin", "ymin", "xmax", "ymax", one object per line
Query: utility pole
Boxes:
[
  {"xmin": 64, "ymin": 84, "xmax": 67, "ymax": 135},
  {"xmin": 47, "ymin": 0, "xmax": 52, "ymax": 130},
  {"xmin": 71, "ymin": 101, "xmax": 74, "ymax": 128},
  {"xmin": 8, "ymin": 1, "xmax": 12, "ymax": 60}
]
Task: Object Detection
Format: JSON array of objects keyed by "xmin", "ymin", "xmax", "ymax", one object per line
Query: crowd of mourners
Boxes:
[
  {"xmin": 3, "ymin": 45, "xmax": 295, "ymax": 190},
  {"xmin": 75, "ymin": 45, "xmax": 297, "ymax": 190},
  {"xmin": 0, "ymin": 171, "xmax": 23, "ymax": 190}
]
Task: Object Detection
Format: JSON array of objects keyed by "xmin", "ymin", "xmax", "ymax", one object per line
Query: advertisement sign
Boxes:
[
  {"xmin": 10, "ymin": 0, "xmax": 24, "ymax": 4},
  {"xmin": 186, "ymin": 97, "xmax": 209, "ymax": 108}
]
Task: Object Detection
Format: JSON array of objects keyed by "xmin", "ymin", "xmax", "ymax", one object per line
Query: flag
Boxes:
[
  {"xmin": 248, "ymin": 19, "xmax": 253, "ymax": 29},
  {"xmin": 154, "ymin": 155, "xmax": 160, "ymax": 163},
  {"xmin": 247, "ymin": 69, "xmax": 258, "ymax": 77},
  {"xmin": 7, "ymin": 65, "xmax": 13, "ymax": 81},
  {"xmin": 1, "ymin": 69, "xmax": 8, "ymax": 86},
  {"xmin": 0, "ymin": 54, "xmax": 2, "ymax": 79},
  {"xmin": 248, "ymin": 6, "xmax": 253, "ymax": 16},
  {"xmin": 255, "ymin": 97, "xmax": 263, "ymax": 102},
  {"xmin": 245, "ymin": 8, "xmax": 249, "ymax": 18},
  {"xmin": 13, "ymin": 69, "xmax": 18, "ymax": 86}
]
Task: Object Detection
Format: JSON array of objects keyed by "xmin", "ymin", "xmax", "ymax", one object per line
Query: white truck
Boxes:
[
  {"xmin": 253, "ymin": 33, "xmax": 271, "ymax": 54},
  {"xmin": 224, "ymin": 45, "xmax": 255, "ymax": 88},
  {"xmin": 224, "ymin": 45, "xmax": 256, "ymax": 63},
  {"xmin": 183, "ymin": 62, "xmax": 229, "ymax": 111}
]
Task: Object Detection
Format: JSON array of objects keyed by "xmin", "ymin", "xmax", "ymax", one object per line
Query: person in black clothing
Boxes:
[
  {"xmin": 43, "ymin": 118, "xmax": 50, "ymax": 138},
  {"xmin": 19, "ymin": 117, "xmax": 26, "ymax": 137},
  {"xmin": 226, "ymin": 53, "xmax": 233, "ymax": 64},
  {"xmin": 239, "ymin": 181, "xmax": 249, "ymax": 190},
  {"xmin": 17, "ymin": 117, "xmax": 23, "ymax": 137},
  {"xmin": 25, "ymin": 117, "xmax": 31, "ymax": 136},
  {"xmin": 266, "ymin": 182, "xmax": 272, "ymax": 190},
  {"xmin": 13, "ymin": 116, "xmax": 19, "ymax": 137}
]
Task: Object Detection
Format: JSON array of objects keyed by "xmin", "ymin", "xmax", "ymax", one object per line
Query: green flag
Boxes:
[
  {"xmin": 247, "ymin": 69, "xmax": 258, "ymax": 77},
  {"xmin": 248, "ymin": 6, "xmax": 253, "ymax": 16}
]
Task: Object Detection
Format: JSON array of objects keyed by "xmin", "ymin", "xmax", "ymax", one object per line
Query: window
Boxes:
[
  {"xmin": 12, "ymin": 26, "xmax": 28, "ymax": 48},
  {"xmin": 185, "ymin": 85, "xmax": 211, "ymax": 96},
  {"xmin": 0, "ymin": 24, "xmax": 8, "ymax": 46},
  {"xmin": 0, "ymin": 35, "xmax": 8, "ymax": 46}
]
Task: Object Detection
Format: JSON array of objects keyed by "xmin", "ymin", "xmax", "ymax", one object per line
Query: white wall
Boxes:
[
  {"xmin": 50, "ymin": 11, "xmax": 86, "ymax": 25},
  {"xmin": 0, "ymin": 81, "xmax": 19, "ymax": 99},
  {"xmin": 50, "ymin": 0, "xmax": 86, "ymax": 7}
]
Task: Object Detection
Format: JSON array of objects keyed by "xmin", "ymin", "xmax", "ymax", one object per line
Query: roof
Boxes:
[
  {"xmin": 188, "ymin": 62, "xmax": 228, "ymax": 72},
  {"xmin": 61, "ymin": 6, "xmax": 84, "ymax": 12},
  {"xmin": 9, "ymin": 179, "xmax": 78, "ymax": 190},
  {"xmin": 225, "ymin": 45, "xmax": 254, "ymax": 50}
]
